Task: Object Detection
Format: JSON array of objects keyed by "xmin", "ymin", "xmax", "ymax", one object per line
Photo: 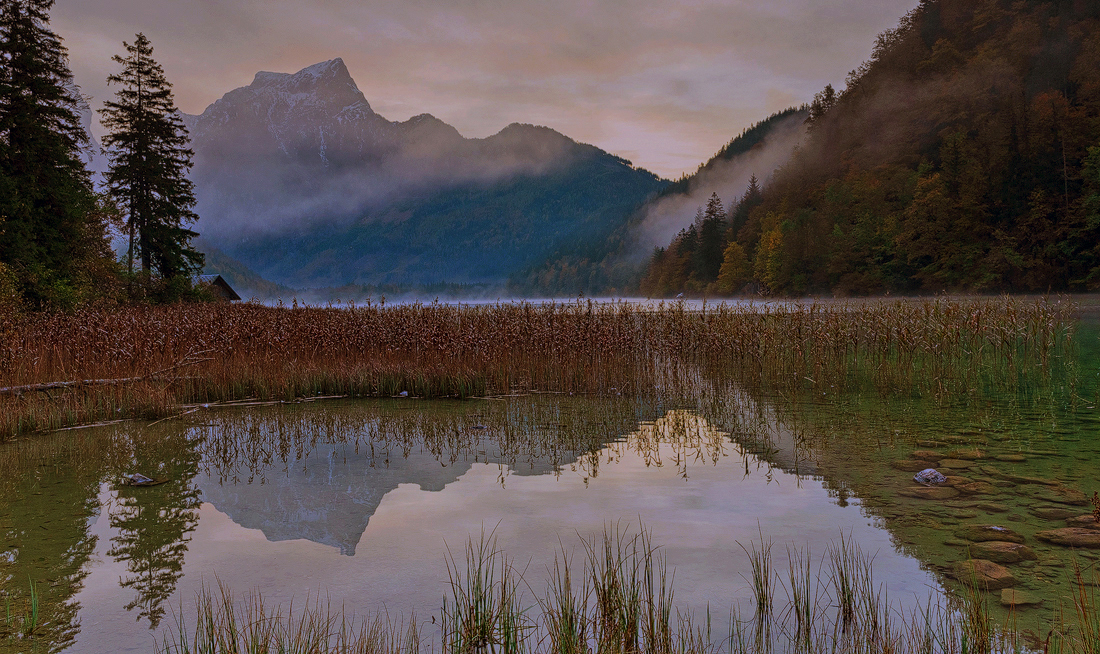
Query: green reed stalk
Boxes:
[
  {"xmin": 20, "ymin": 577, "xmax": 38, "ymax": 637},
  {"xmin": 739, "ymin": 533, "xmax": 774, "ymax": 620},
  {"xmin": 442, "ymin": 529, "xmax": 530, "ymax": 654}
]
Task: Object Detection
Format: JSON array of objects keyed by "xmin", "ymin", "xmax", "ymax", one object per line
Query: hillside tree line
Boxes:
[{"xmin": 643, "ymin": 0, "xmax": 1100, "ymax": 297}]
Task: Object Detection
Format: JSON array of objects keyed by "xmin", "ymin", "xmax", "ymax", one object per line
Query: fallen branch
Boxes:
[{"xmin": 0, "ymin": 356, "xmax": 214, "ymax": 397}]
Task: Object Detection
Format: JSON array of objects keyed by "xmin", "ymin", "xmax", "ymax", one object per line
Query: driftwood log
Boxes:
[{"xmin": 0, "ymin": 355, "xmax": 213, "ymax": 397}]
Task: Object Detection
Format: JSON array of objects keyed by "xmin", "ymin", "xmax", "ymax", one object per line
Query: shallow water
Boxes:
[{"xmin": 1, "ymin": 325, "xmax": 1098, "ymax": 653}]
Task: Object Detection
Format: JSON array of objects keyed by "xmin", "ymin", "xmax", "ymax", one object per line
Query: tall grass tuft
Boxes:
[
  {"xmin": 442, "ymin": 529, "xmax": 530, "ymax": 654},
  {"xmin": 538, "ymin": 547, "xmax": 590, "ymax": 654},
  {"xmin": 781, "ymin": 545, "xmax": 816, "ymax": 651},
  {"xmin": 739, "ymin": 532, "xmax": 774, "ymax": 620},
  {"xmin": 159, "ymin": 579, "xmax": 420, "ymax": 654}
]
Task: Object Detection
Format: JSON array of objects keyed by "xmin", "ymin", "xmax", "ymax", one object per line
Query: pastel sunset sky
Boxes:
[{"xmin": 55, "ymin": 0, "xmax": 917, "ymax": 178}]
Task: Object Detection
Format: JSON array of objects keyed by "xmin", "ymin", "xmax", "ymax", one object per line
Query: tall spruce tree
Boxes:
[
  {"xmin": 100, "ymin": 33, "xmax": 201, "ymax": 284},
  {"xmin": 0, "ymin": 0, "xmax": 101, "ymax": 306},
  {"xmin": 695, "ymin": 192, "xmax": 727, "ymax": 283}
]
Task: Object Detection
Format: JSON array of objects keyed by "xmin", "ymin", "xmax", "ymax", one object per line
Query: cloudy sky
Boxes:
[{"xmin": 55, "ymin": 0, "xmax": 917, "ymax": 178}]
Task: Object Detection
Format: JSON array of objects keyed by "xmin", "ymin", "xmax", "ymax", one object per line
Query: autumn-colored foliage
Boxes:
[{"xmin": 645, "ymin": 0, "xmax": 1100, "ymax": 297}]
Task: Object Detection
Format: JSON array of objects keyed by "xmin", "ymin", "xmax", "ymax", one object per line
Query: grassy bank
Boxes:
[{"xmin": 0, "ymin": 297, "xmax": 1075, "ymax": 441}]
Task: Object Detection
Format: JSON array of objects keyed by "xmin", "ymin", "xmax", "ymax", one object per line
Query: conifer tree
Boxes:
[
  {"xmin": 100, "ymin": 33, "xmax": 202, "ymax": 284},
  {"xmin": 695, "ymin": 192, "xmax": 727, "ymax": 283},
  {"xmin": 0, "ymin": 0, "xmax": 101, "ymax": 306}
]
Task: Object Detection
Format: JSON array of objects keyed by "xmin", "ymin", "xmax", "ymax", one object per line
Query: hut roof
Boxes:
[{"xmin": 194, "ymin": 274, "xmax": 242, "ymax": 302}]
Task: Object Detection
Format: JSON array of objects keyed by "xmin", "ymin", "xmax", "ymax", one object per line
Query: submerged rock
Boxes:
[
  {"xmin": 997, "ymin": 473, "xmax": 1061, "ymax": 486},
  {"xmin": 1031, "ymin": 506, "xmax": 1078, "ymax": 520},
  {"xmin": 1000, "ymin": 589, "xmax": 1042, "ymax": 607},
  {"xmin": 1030, "ymin": 486, "xmax": 1089, "ymax": 506},
  {"xmin": 1036, "ymin": 528, "xmax": 1100, "ymax": 548},
  {"xmin": 994, "ymin": 454, "xmax": 1027, "ymax": 463},
  {"xmin": 899, "ymin": 486, "xmax": 959, "ymax": 500},
  {"xmin": 893, "ymin": 459, "xmax": 931, "ymax": 472},
  {"xmin": 1066, "ymin": 515, "xmax": 1100, "ymax": 529},
  {"xmin": 976, "ymin": 502, "xmax": 1009, "ymax": 513},
  {"xmin": 969, "ymin": 541, "xmax": 1038, "ymax": 564},
  {"xmin": 913, "ymin": 468, "xmax": 948, "ymax": 484},
  {"xmin": 951, "ymin": 559, "xmax": 1016, "ymax": 589},
  {"xmin": 938, "ymin": 459, "xmax": 973, "ymax": 469},
  {"xmin": 911, "ymin": 450, "xmax": 944, "ymax": 461},
  {"xmin": 954, "ymin": 525, "xmax": 1025, "ymax": 543},
  {"xmin": 948, "ymin": 448, "xmax": 984, "ymax": 460},
  {"xmin": 956, "ymin": 481, "xmax": 997, "ymax": 495}
]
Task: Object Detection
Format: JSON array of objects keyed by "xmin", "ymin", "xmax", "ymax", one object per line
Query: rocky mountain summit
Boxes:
[{"xmin": 186, "ymin": 59, "xmax": 665, "ymax": 289}]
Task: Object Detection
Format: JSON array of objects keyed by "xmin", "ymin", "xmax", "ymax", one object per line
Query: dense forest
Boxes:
[
  {"xmin": 643, "ymin": 0, "xmax": 1100, "ymax": 296},
  {"xmin": 510, "ymin": 107, "xmax": 806, "ymax": 296}
]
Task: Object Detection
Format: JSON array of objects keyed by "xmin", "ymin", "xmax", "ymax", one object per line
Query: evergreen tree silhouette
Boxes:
[
  {"xmin": 0, "ymin": 0, "xmax": 102, "ymax": 306},
  {"xmin": 100, "ymin": 33, "xmax": 202, "ymax": 285}
]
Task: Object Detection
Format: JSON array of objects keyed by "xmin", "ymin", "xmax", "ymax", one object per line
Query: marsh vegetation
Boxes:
[{"xmin": 0, "ymin": 296, "xmax": 1075, "ymax": 440}]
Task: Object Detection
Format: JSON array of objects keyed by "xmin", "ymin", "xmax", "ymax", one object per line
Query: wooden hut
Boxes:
[{"xmin": 194, "ymin": 274, "xmax": 242, "ymax": 302}]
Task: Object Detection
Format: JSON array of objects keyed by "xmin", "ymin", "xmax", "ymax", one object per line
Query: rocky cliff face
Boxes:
[{"xmin": 184, "ymin": 59, "xmax": 666, "ymax": 289}]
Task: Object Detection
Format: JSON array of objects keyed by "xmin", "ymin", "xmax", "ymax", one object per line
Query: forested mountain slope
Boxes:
[
  {"xmin": 511, "ymin": 107, "xmax": 806, "ymax": 296},
  {"xmin": 644, "ymin": 0, "xmax": 1100, "ymax": 296}
]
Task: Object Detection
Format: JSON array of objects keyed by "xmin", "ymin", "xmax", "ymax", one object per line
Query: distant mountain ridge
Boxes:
[{"xmin": 185, "ymin": 59, "xmax": 667, "ymax": 289}]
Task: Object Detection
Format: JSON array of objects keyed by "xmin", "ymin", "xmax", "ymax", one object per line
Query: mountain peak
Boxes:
[{"xmin": 251, "ymin": 58, "xmax": 358, "ymax": 91}]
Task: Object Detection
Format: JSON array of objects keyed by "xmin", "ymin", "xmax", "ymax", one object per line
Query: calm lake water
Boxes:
[{"xmin": 1, "ymin": 324, "xmax": 1098, "ymax": 653}]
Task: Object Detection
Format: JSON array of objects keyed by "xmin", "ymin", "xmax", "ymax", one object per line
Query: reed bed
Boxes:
[
  {"xmin": 158, "ymin": 579, "xmax": 421, "ymax": 654},
  {"xmin": 0, "ymin": 297, "xmax": 1075, "ymax": 440},
  {"xmin": 152, "ymin": 528, "xmax": 1100, "ymax": 654}
]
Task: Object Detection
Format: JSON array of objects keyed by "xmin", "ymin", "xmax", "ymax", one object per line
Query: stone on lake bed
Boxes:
[
  {"xmin": 1036, "ymin": 528, "xmax": 1100, "ymax": 548},
  {"xmin": 1000, "ymin": 474, "xmax": 1061, "ymax": 486},
  {"xmin": 954, "ymin": 525, "xmax": 1025, "ymax": 543},
  {"xmin": 1031, "ymin": 506, "xmax": 1078, "ymax": 520},
  {"xmin": 1029, "ymin": 486, "xmax": 1089, "ymax": 506},
  {"xmin": 968, "ymin": 541, "xmax": 1038, "ymax": 564},
  {"xmin": 977, "ymin": 502, "xmax": 1009, "ymax": 513},
  {"xmin": 943, "ymin": 476, "xmax": 971, "ymax": 486},
  {"xmin": 911, "ymin": 450, "xmax": 944, "ymax": 461},
  {"xmin": 914, "ymin": 469, "xmax": 948, "ymax": 484},
  {"xmin": 995, "ymin": 454, "xmax": 1027, "ymax": 462},
  {"xmin": 948, "ymin": 448, "xmax": 984, "ymax": 460},
  {"xmin": 956, "ymin": 481, "xmax": 997, "ymax": 495},
  {"xmin": 951, "ymin": 559, "xmax": 1016, "ymax": 589},
  {"xmin": 939, "ymin": 459, "xmax": 973, "ymax": 469},
  {"xmin": 900, "ymin": 486, "xmax": 960, "ymax": 500},
  {"xmin": 1066, "ymin": 515, "xmax": 1100, "ymax": 529},
  {"xmin": 945, "ymin": 537, "xmax": 972, "ymax": 547},
  {"xmin": 917, "ymin": 440, "xmax": 945, "ymax": 448},
  {"xmin": 1000, "ymin": 589, "xmax": 1042, "ymax": 607},
  {"xmin": 892, "ymin": 459, "xmax": 929, "ymax": 472}
]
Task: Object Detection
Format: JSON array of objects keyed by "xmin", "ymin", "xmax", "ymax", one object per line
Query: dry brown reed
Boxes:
[{"xmin": 0, "ymin": 296, "xmax": 1074, "ymax": 441}]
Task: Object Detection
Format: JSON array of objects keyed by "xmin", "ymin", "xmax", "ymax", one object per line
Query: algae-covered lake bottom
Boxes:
[{"xmin": 2, "ymin": 326, "xmax": 1099, "ymax": 653}]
